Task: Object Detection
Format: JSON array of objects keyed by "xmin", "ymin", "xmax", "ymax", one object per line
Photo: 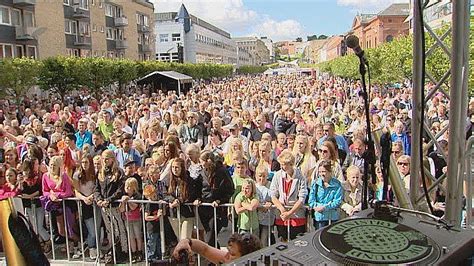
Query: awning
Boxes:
[{"xmin": 137, "ymin": 71, "xmax": 193, "ymax": 84}]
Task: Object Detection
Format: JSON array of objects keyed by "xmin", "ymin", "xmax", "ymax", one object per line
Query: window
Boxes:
[
  {"xmin": 159, "ymin": 33, "xmax": 168, "ymax": 43},
  {"xmin": 138, "ymin": 34, "xmax": 142, "ymax": 44},
  {"xmin": 27, "ymin": 46, "xmax": 36, "ymax": 59},
  {"xmin": 11, "ymin": 9, "xmax": 21, "ymax": 26},
  {"xmin": 172, "ymin": 33, "xmax": 181, "ymax": 42},
  {"xmin": 0, "ymin": 44, "xmax": 13, "ymax": 59},
  {"xmin": 100, "ymin": 26, "xmax": 104, "ymax": 32},
  {"xmin": 65, "ymin": 20, "xmax": 77, "ymax": 34},
  {"xmin": 106, "ymin": 27, "xmax": 114, "ymax": 39},
  {"xmin": 15, "ymin": 45, "xmax": 23, "ymax": 58},
  {"xmin": 77, "ymin": 0, "xmax": 89, "ymax": 10},
  {"xmin": 98, "ymin": 0, "xmax": 103, "ymax": 8},
  {"xmin": 105, "ymin": 4, "xmax": 113, "ymax": 17},
  {"xmin": 0, "ymin": 6, "xmax": 10, "ymax": 25},
  {"xmin": 92, "ymin": 24, "xmax": 96, "ymax": 31},
  {"xmin": 24, "ymin": 11, "xmax": 34, "ymax": 27},
  {"xmin": 115, "ymin": 28, "xmax": 123, "ymax": 40},
  {"xmin": 63, "ymin": 0, "xmax": 70, "ymax": 5},
  {"xmin": 79, "ymin": 21, "xmax": 90, "ymax": 36},
  {"xmin": 136, "ymin": 13, "xmax": 148, "ymax": 26}
]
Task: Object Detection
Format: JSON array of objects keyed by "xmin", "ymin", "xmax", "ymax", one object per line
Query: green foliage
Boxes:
[
  {"xmin": 0, "ymin": 57, "xmax": 41, "ymax": 103},
  {"xmin": 236, "ymin": 65, "xmax": 269, "ymax": 74},
  {"xmin": 296, "ymin": 37, "xmax": 303, "ymax": 42},
  {"xmin": 318, "ymin": 25, "xmax": 471, "ymax": 91},
  {"xmin": 307, "ymin": 35, "xmax": 318, "ymax": 41}
]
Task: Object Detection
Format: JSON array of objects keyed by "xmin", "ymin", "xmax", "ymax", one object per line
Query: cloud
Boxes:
[
  {"xmin": 252, "ymin": 18, "xmax": 306, "ymax": 41},
  {"xmin": 337, "ymin": 0, "xmax": 409, "ymax": 12},
  {"xmin": 151, "ymin": 0, "xmax": 307, "ymax": 41}
]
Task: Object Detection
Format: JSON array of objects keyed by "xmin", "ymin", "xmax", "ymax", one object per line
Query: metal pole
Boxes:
[
  {"xmin": 195, "ymin": 205, "xmax": 201, "ymax": 266},
  {"xmin": 125, "ymin": 203, "xmax": 132, "ymax": 265},
  {"xmin": 110, "ymin": 207, "xmax": 116, "ymax": 264},
  {"xmin": 445, "ymin": 0, "xmax": 469, "ymax": 227},
  {"xmin": 410, "ymin": 0, "xmax": 423, "ymax": 209},
  {"xmin": 177, "ymin": 205, "xmax": 182, "ymax": 239},
  {"xmin": 231, "ymin": 206, "xmax": 235, "ymax": 234},
  {"xmin": 77, "ymin": 201, "xmax": 85, "ymax": 262},
  {"xmin": 159, "ymin": 203, "xmax": 165, "ymax": 260},
  {"xmin": 92, "ymin": 204, "xmax": 100, "ymax": 264},
  {"xmin": 49, "ymin": 212, "xmax": 55, "ymax": 260},
  {"xmin": 63, "ymin": 200, "xmax": 70, "ymax": 261},
  {"xmin": 141, "ymin": 207, "xmax": 148, "ymax": 265},
  {"xmin": 213, "ymin": 206, "xmax": 218, "ymax": 248},
  {"xmin": 466, "ymin": 137, "xmax": 474, "ymax": 228}
]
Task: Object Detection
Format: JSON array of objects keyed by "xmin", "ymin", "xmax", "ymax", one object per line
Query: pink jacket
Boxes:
[
  {"xmin": 0, "ymin": 184, "xmax": 19, "ymax": 200},
  {"xmin": 42, "ymin": 173, "xmax": 74, "ymax": 199}
]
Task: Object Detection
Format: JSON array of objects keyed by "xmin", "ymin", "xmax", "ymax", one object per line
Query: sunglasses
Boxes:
[
  {"xmin": 318, "ymin": 149, "xmax": 329, "ymax": 154},
  {"xmin": 392, "ymin": 150, "xmax": 401, "ymax": 154},
  {"xmin": 397, "ymin": 162, "xmax": 409, "ymax": 166}
]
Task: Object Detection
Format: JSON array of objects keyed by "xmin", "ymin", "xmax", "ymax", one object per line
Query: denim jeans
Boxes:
[
  {"xmin": 147, "ymin": 232, "xmax": 161, "ymax": 261},
  {"xmin": 26, "ymin": 205, "xmax": 49, "ymax": 242},
  {"xmin": 83, "ymin": 206, "xmax": 102, "ymax": 248}
]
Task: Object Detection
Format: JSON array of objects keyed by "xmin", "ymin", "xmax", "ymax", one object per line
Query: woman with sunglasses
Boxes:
[{"xmin": 311, "ymin": 140, "xmax": 344, "ymax": 184}]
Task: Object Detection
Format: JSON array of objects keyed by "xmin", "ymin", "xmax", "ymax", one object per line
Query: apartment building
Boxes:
[
  {"xmin": 154, "ymin": 4, "xmax": 237, "ymax": 65},
  {"xmin": 260, "ymin": 36, "xmax": 275, "ymax": 62},
  {"xmin": 234, "ymin": 36, "xmax": 270, "ymax": 65},
  {"xmin": 0, "ymin": 0, "xmax": 154, "ymax": 60},
  {"xmin": 0, "ymin": 0, "xmax": 38, "ymax": 59}
]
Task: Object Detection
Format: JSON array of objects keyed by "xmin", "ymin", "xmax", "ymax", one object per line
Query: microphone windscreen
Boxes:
[{"xmin": 346, "ymin": 35, "xmax": 359, "ymax": 49}]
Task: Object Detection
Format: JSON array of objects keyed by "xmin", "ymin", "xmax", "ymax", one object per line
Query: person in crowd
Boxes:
[
  {"xmin": 0, "ymin": 167, "xmax": 20, "ymax": 199},
  {"xmin": 397, "ymin": 155, "xmax": 411, "ymax": 192},
  {"xmin": 318, "ymin": 122, "xmax": 349, "ymax": 153},
  {"xmin": 342, "ymin": 138, "xmax": 366, "ymax": 174},
  {"xmin": 119, "ymin": 177, "xmax": 143, "ymax": 262},
  {"xmin": 270, "ymin": 150, "xmax": 308, "ymax": 241},
  {"xmin": 180, "ymin": 112, "xmax": 204, "ymax": 149},
  {"xmin": 197, "ymin": 151, "xmax": 235, "ymax": 247},
  {"xmin": 308, "ymin": 159, "xmax": 343, "ymax": 229},
  {"xmin": 234, "ymin": 178, "xmax": 260, "ymax": 235},
  {"xmin": 340, "ymin": 165, "xmax": 362, "ymax": 218},
  {"xmin": 391, "ymin": 141, "xmax": 404, "ymax": 162},
  {"xmin": 293, "ymin": 135, "xmax": 317, "ymax": 182},
  {"xmin": 41, "ymin": 156, "xmax": 80, "ymax": 257},
  {"xmin": 274, "ymin": 133, "xmax": 287, "ymax": 157},
  {"xmin": 255, "ymin": 163, "xmax": 275, "ymax": 247},
  {"xmin": 72, "ymin": 154, "xmax": 99, "ymax": 260},
  {"xmin": 115, "ymin": 133, "xmax": 142, "ymax": 169},
  {"xmin": 391, "ymin": 121, "xmax": 411, "ymax": 156},
  {"xmin": 313, "ymin": 140, "xmax": 344, "ymax": 183},
  {"xmin": 166, "ymin": 158, "xmax": 202, "ymax": 240},
  {"xmin": 94, "ymin": 150, "xmax": 128, "ymax": 263},
  {"xmin": 143, "ymin": 184, "xmax": 163, "ymax": 262},
  {"xmin": 75, "ymin": 118, "xmax": 93, "ymax": 150},
  {"xmin": 92, "ymin": 130, "xmax": 108, "ymax": 157}
]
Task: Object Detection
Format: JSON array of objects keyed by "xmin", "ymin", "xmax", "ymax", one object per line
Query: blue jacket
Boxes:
[
  {"xmin": 308, "ymin": 177, "xmax": 343, "ymax": 222},
  {"xmin": 75, "ymin": 131, "xmax": 93, "ymax": 150}
]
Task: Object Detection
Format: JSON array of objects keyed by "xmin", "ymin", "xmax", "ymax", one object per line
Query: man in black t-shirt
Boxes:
[{"xmin": 250, "ymin": 115, "xmax": 276, "ymax": 142}]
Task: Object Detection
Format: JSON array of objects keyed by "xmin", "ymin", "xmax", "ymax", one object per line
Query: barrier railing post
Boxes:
[
  {"xmin": 194, "ymin": 204, "xmax": 201, "ymax": 266},
  {"xmin": 62, "ymin": 200, "xmax": 71, "ymax": 261},
  {"xmin": 125, "ymin": 203, "xmax": 132, "ymax": 265},
  {"xmin": 231, "ymin": 206, "xmax": 235, "ymax": 234},
  {"xmin": 268, "ymin": 206, "xmax": 271, "ymax": 247},
  {"xmin": 177, "ymin": 205, "xmax": 182, "ymax": 239},
  {"xmin": 48, "ymin": 211, "xmax": 56, "ymax": 260},
  {"xmin": 213, "ymin": 205, "xmax": 218, "ymax": 248},
  {"xmin": 141, "ymin": 206, "xmax": 148, "ymax": 265},
  {"xmin": 77, "ymin": 200, "xmax": 85, "ymax": 262},
  {"xmin": 92, "ymin": 204, "xmax": 100, "ymax": 264},
  {"xmin": 32, "ymin": 200, "xmax": 38, "ymax": 235},
  {"xmin": 109, "ymin": 206, "xmax": 116, "ymax": 264},
  {"xmin": 159, "ymin": 202, "xmax": 165, "ymax": 260}
]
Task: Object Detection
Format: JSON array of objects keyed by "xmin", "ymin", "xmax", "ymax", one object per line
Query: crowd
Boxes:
[{"xmin": 0, "ymin": 73, "xmax": 472, "ymax": 264}]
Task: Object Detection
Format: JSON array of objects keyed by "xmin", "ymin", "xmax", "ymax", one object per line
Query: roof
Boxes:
[
  {"xmin": 138, "ymin": 71, "xmax": 193, "ymax": 83},
  {"xmin": 378, "ymin": 3, "xmax": 410, "ymax": 16},
  {"xmin": 358, "ymin": 14, "xmax": 376, "ymax": 23}
]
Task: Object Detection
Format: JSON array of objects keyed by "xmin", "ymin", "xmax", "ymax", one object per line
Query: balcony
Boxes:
[
  {"xmin": 74, "ymin": 36, "xmax": 92, "ymax": 47},
  {"xmin": 138, "ymin": 24, "xmax": 151, "ymax": 33},
  {"xmin": 72, "ymin": 8, "xmax": 90, "ymax": 20},
  {"xmin": 116, "ymin": 39, "xmax": 128, "ymax": 49},
  {"xmin": 15, "ymin": 26, "xmax": 36, "ymax": 40},
  {"xmin": 13, "ymin": 0, "xmax": 36, "ymax": 5},
  {"xmin": 114, "ymin": 16, "xmax": 128, "ymax": 27},
  {"xmin": 141, "ymin": 44, "xmax": 152, "ymax": 53}
]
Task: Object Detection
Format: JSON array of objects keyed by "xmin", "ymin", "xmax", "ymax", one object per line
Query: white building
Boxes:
[
  {"xmin": 233, "ymin": 36, "xmax": 270, "ymax": 65},
  {"xmin": 260, "ymin": 37, "xmax": 275, "ymax": 63},
  {"xmin": 154, "ymin": 4, "xmax": 237, "ymax": 65}
]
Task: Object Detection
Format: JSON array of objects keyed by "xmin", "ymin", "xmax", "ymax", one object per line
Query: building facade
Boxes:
[
  {"xmin": 302, "ymin": 39, "xmax": 326, "ymax": 64},
  {"xmin": 350, "ymin": 3, "xmax": 409, "ymax": 50},
  {"xmin": 275, "ymin": 41, "xmax": 297, "ymax": 58},
  {"xmin": 0, "ymin": 0, "xmax": 154, "ymax": 60},
  {"xmin": 322, "ymin": 35, "xmax": 345, "ymax": 62},
  {"xmin": 260, "ymin": 36, "xmax": 275, "ymax": 62},
  {"xmin": 154, "ymin": 4, "xmax": 237, "ymax": 65},
  {"xmin": 0, "ymin": 0, "xmax": 38, "ymax": 59},
  {"xmin": 233, "ymin": 36, "xmax": 269, "ymax": 65}
]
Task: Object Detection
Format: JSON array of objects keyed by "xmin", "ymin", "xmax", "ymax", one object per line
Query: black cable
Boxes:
[{"xmin": 418, "ymin": 0, "xmax": 435, "ymax": 214}]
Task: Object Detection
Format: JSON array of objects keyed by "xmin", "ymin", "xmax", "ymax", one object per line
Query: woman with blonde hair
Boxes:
[
  {"xmin": 292, "ymin": 135, "xmax": 317, "ymax": 182},
  {"xmin": 224, "ymin": 137, "xmax": 247, "ymax": 167},
  {"xmin": 234, "ymin": 178, "xmax": 260, "ymax": 235},
  {"xmin": 311, "ymin": 140, "xmax": 344, "ymax": 183},
  {"xmin": 94, "ymin": 150, "xmax": 128, "ymax": 263}
]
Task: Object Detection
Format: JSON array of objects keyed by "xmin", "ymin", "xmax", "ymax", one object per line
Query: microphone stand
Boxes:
[{"xmin": 357, "ymin": 56, "xmax": 377, "ymax": 210}]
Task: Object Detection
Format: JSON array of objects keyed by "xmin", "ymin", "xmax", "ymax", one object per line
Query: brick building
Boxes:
[{"xmin": 0, "ymin": 0, "xmax": 154, "ymax": 60}]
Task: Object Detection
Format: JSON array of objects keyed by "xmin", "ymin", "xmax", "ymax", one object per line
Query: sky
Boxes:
[{"xmin": 152, "ymin": 0, "xmax": 410, "ymax": 41}]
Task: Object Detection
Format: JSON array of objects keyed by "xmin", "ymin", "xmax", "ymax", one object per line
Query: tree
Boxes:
[
  {"xmin": 307, "ymin": 35, "xmax": 318, "ymax": 41},
  {"xmin": 0, "ymin": 58, "xmax": 41, "ymax": 103},
  {"xmin": 111, "ymin": 59, "xmax": 138, "ymax": 95},
  {"xmin": 296, "ymin": 37, "xmax": 303, "ymax": 42},
  {"xmin": 38, "ymin": 56, "xmax": 84, "ymax": 102},
  {"xmin": 79, "ymin": 57, "xmax": 115, "ymax": 99},
  {"xmin": 318, "ymin": 35, "xmax": 328, "ymax": 40}
]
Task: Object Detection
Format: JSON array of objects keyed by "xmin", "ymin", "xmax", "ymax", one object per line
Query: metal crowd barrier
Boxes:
[{"xmin": 4, "ymin": 197, "xmax": 322, "ymax": 265}]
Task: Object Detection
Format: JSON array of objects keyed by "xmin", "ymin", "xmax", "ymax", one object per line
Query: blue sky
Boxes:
[{"xmin": 152, "ymin": 0, "xmax": 409, "ymax": 41}]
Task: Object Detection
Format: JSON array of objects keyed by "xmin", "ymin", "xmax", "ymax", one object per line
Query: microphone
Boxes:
[{"xmin": 346, "ymin": 35, "xmax": 367, "ymax": 64}]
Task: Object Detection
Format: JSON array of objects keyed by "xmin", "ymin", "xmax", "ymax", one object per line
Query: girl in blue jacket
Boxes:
[{"xmin": 308, "ymin": 159, "xmax": 343, "ymax": 230}]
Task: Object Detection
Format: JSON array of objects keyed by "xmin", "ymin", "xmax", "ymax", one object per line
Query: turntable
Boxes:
[{"xmin": 230, "ymin": 209, "xmax": 474, "ymax": 265}]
